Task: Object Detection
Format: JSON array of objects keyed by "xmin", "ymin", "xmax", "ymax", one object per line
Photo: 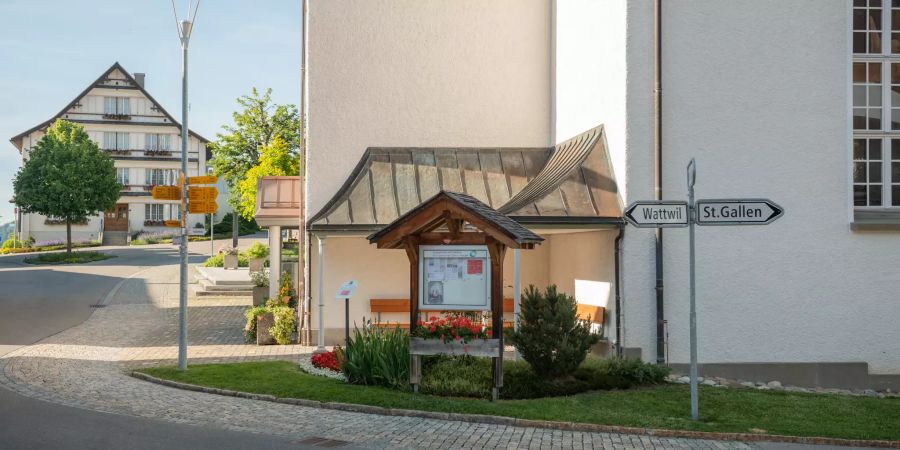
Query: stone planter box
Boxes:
[
  {"xmin": 252, "ymin": 286, "xmax": 268, "ymax": 306},
  {"xmin": 409, "ymin": 337, "xmax": 500, "ymax": 358},
  {"xmin": 223, "ymin": 254, "xmax": 239, "ymax": 270},
  {"xmin": 256, "ymin": 312, "xmax": 275, "ymax": 345},
  {"xmin": 248, "ymin": 258, "xmax": 265, "ymax": 273}
]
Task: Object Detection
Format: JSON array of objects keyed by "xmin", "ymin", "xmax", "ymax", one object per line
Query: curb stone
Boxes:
[{"xmin": 130, "ymin": 371, "xmax": 900, "ymax": 449}]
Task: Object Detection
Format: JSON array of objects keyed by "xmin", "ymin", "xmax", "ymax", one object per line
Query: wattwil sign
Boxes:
[{"xmin": 624, "ymin": 159, "xmax": 784, "ymax": 421}]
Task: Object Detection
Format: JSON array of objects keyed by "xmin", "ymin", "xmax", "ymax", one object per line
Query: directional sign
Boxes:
[
  {"xmin": 188, "ymin": 227, "xmax": 207, "ymax": 236},
  {"xmin": 188, "ymin": 201, "xmax": 218, "ymax": 214},
  {"xmin": 696, "ymin": 199, "xmax": 783, "ymax": 226},
  {"xmin": 187, "ymin": 175, "xmax": 217, "ymax": 185},
  {"xmin": 335, "ymin": 280, "xmax": 359, "ymax": 299},
  {"xmin": 188, "ymin": 186, "xmax": 218, "ymax": 202},
  {"xmin": 164, "ymin": 220, "xmax": 182, "ymax": 227},
  {"xmin": 151, "ymin": 186, "xmax": 181, "ymax": 201},
  {"xmin": 624, "ymin": 201, "xmax": 689, "ymax": 228}
]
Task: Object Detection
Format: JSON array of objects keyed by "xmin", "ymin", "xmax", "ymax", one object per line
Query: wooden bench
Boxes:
[{"xmin": 370, "ymin": 299, "xmax": 605, "ymax": 328}]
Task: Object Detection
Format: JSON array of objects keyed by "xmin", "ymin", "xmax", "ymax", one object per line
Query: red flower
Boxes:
[
  {"xmin": 417, "ymin": 319, "xmax": 423, "ymax": 326},
  {"xmin": 429, "ymin": 325, "xmax": 436, "ymax": 332}
]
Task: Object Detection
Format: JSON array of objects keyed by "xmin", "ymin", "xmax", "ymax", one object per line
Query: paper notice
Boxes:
[{"xmin": 467, "ymin": 259, "xmax": 483, "ymax": 275}]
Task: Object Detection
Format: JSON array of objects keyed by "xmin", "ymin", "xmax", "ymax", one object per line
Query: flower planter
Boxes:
[
  {"xmin": 252, "ymin": 286, "xmax": 268, "ymax": 306},
  {"xmin": 248, "ymin": 257, "xmax": 265, "ymax": 273},
  {"xmin": 256, "ymin": 312, "xmax": 275, "ymax": 345},
  {"xmin": 223, "ymin": 254, "xmax": 239, "ymax": 270},
  {"xmin": 409, "ymin": 337, "xmax": 501, "ymax": 358}
]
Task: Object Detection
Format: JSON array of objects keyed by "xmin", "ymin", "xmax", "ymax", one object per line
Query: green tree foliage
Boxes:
[
  {"xmin": 209, "ymin": 88, "xmax": 301, "ymax": 209},
  {"xmin": 506, "ymin": 285, "xmax": 600, "ymax": 379},
  {"xmin": 13, "ymin": 120, "xmax": 120, "ymax": 253},
  {"xmin": 236, "ymin": 136, "xmax": 300, "ymax": 219}
]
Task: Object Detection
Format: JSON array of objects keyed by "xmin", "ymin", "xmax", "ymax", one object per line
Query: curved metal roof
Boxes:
[{"xmin": 308, "ymin": 125, "xmax": 622, "ymax": 231}]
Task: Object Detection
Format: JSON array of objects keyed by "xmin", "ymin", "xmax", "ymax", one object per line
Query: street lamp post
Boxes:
[{"xmin": 172, "ymin": 0, "xmax": 200, "ymax": 371}]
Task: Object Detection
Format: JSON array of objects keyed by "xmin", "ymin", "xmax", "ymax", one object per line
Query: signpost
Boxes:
[
  {"xmin": 187, "ymin": 175, "xmax": 217, "ymax": 185},
  {"xmin": 188, "ymin": 201, "xmax": 218, "ymax": 214},
  {"xmin": 151, "ymin": 186, "xmax": 181, "ymax": 201},
  {"xmin": 624, "ymin": 159, "xmax": 784, "ymax": 421},
  {"xmin": 335, "ymin": 280, "xmax": 359, "ymax": 348},
  {"xmin": 165, "ymin": 220, "xmax": 182, "ymax": 228}
]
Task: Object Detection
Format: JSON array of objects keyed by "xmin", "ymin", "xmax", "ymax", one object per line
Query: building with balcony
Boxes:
[{"xmin": 9, "ymin": 62, "xmax": 211, "ymax": 245}]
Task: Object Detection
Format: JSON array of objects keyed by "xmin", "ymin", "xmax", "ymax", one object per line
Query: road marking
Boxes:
[{"xmin": 98, "ymin": 266, "xmax": 155, "ymax": 307}]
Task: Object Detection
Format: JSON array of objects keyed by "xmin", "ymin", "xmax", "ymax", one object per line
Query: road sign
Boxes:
[
  {"xmin": 188, "ymin": 186, "xmax": 218, "ymax": 202},
  {"xmin": 335, "ymin": 280, "xmax": 359, "ymax": 299},
  {"xmin": 188, "ymin": 227, "xmax": 206, "ymax": 236},
  {"xmin": 165, "ymin": 220, "xmax": 182, "ymax": 227},
  {"xmin": 187, "ymin": 175, "xmax": 217, "ymax": 185},
  {"xmin": 624, "ymin": 201, "xmax": 689, "ymax": 228},
  {"xmin": 696, "ymin": 199, "xmax": 783, "ymax": 226},
  {"xmin": 151, "ymin": 186, "xmax": 181, "ymax": 201},
  {"xmin": 188, "ymin": 201, "xmax": 218, "ymax": 214}
]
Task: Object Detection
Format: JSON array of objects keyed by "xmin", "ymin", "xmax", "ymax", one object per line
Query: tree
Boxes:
[
  {"xmin": 236, "ymin": 136, "xmax": 300, "ymax": 219},
  {"xmin": 209, "ymin": 88, "xmax": 302, "ymax": 210},
  {"xmin": 13, "ymin": 120, "xmax": 120, "ymax": 253}
]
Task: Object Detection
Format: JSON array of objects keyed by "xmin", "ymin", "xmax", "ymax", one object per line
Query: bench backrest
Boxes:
[{"xmin": 576, "ymin": 304, "xmax": 605, "ymax": 324}]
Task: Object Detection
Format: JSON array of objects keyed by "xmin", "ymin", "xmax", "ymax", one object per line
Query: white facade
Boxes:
[
  {"xmin": 304, "ymin": 1, "xmax": 899, "ymax": 387},
  {"xmin": 10, "ymin": 63, "xmax": 209, "ymax": 243}
]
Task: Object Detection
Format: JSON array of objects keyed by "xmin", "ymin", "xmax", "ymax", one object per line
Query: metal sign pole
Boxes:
[
  {"xmin": 687, "ymin": 158, "xmax": 699, "ymax": 421},
  {"xmin": 344, "ymin": 297, "xmax": 350, "ymax": 349},
  {"xmin": 177, "ymin": 19, "xmax": 192, "ymax": 372},
  {"xmin": 209, "ymin": 213, "xmax": 214, "ymax": 256}
]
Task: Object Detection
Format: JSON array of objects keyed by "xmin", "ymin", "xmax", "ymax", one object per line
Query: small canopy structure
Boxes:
[{"xmin": 368, "ymin": 190, "xmax": 544, "ymax": 399}]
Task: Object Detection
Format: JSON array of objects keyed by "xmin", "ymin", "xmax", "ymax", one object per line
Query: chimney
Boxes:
[{"xmin": 134, "ymin": 73, "xmax": 145, "ymax": 88}]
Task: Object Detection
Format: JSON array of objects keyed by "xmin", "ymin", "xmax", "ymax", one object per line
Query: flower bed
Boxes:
[
  {"xmin": 410, "ymin": 314, "xmax": 491, "ymax": 343},
  {"xmin": 297, "ymin": 355, "xmax": 347, "ymax": 381}
]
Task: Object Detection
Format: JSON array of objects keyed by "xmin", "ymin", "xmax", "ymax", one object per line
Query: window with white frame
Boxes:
[
  {"xmin": 145, "ymin": 168, "xmax": 176, "ymax": 186},
  {"xmin": 104, "ymin": 96, "xmax": 131, "ymax": 115},
  {"xmin": 116, "ymin": 167, "xmax": 129, "ymax": 185},
  {"xmin": 103, "ymin": 132, "xmax": 130, "ymax": 150},
  {"xmin": 144, "ymin": 134, "xmax": 171, "ymax": 151},
  {"xmin": 852, "ymin": 0, "xmax": 900, "ymax": 208},
  {"xmin": 145, "ymin": 204, "xmax": 164, "ymax": 222}
]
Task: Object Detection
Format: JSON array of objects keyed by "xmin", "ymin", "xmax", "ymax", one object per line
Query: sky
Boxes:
[{"xmin": 0, "ymin": 0, "xmax": 300, "ymax": 224}]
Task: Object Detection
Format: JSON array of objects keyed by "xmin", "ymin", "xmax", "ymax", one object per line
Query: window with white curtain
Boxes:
[
  {"xmin": 103, "ymin": 96, "xmax": 131, "ymax": 115},
  {"xmin": 103, "ymin": 132, "xmax": 130, "ymax": 150},
  {"xmin": 852, "ymin": 1, "xmax": 900, "ymax": 207},
  {"xmin": 116, "ymin": 167, "xmax": 129, "ymax": 185},
  {"xmin": 144, "ymin": 134, "xmax": 171, "ymax": 151},
  {"xmin": 145, "ymin": 169, "xmax": 176, "ymax": 186}
]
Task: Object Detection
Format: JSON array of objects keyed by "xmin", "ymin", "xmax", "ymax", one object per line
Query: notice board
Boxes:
[{"xmin": 418, "ymin": 245, "xmax": 491, "ymax": 310}]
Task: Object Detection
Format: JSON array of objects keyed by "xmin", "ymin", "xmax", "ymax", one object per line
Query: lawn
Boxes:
[
  {"xmin": 23, "ymin": 251, "xmax": 115, "ymax": 265},
  {"xmin": 140, "ymin": 361, "xmax": 900, "ymax": 441}
]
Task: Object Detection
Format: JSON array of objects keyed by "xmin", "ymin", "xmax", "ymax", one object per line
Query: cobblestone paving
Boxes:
[{"xmin": 0, "ymin": 263, "xmax": 758, "ymax": 449}]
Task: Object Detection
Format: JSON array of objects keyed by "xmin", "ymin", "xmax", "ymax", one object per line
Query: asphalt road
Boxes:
[{"xmin": 0, "ymin": 240, "xmax": 322, "ymax": 450}]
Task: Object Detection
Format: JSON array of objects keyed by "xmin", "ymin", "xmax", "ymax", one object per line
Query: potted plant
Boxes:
[
  {"xmin": 250, "ymin": 269, "xmax": 269, "ymax": 306},
  {"xmin": 219, "ymin": 245, "xmax": 239, "ymax": 270},
  {"xmin": 278, "ymin": 271, "xmax": 295, "ymax": 307},
  {"xmin": 410, "ymin": 313, "xmax": 496, "ymax": 357},
  {"xmin": 255, "ymin": 309, "xmax": 276, "ymax": 345},
  {"xmin": 245, "ymin": 242, "xmax": 269, "ymax": 273}
]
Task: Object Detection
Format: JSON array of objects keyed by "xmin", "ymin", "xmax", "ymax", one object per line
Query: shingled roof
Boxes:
[{"xmin": 309, "ymin": 125, "xmax": 622, "ymax": 232}]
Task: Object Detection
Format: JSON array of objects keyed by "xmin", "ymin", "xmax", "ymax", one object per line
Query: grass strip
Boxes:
[{"xmin": 140, "ymin": 361, "xmax": 899, "ymax": 441}]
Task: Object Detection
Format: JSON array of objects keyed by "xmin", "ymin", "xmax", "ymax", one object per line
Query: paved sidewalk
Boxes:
[{"xmin": 0, "ymin": 262, "xmax": 761, "ymax": 449}]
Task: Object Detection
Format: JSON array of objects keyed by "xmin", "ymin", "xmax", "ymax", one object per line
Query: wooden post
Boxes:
[
  {"xmin": 404, "ymin": 236, "xmax": 421, "ymax": 390},
  {"xmin": 487, "ymin": 239, "xmax": 506, "ymax": 401}
]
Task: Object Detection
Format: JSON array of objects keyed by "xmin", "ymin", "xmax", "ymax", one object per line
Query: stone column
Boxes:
[{"xmin": 268, "ymin": 225, "xmax": 282, "ymax": 299}]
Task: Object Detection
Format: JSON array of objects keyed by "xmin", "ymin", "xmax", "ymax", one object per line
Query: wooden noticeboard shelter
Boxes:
[{"xmin": 368, "ymin": 191, "xmax": 543, "ymax": 400}]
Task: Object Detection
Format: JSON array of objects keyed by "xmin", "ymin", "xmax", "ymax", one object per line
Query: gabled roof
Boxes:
[
  {"xmin": 9, "ymin": 62, "xmax": 210, "ymax": 151},
  {"xmin": 367, "ymin": 190, "xmax": 545, "ymax": 249},
  {"xmin": 309, "ymin": 125, "xmax": 622, "ymax": 232}
]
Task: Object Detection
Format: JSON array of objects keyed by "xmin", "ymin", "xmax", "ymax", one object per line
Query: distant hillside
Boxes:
[{"xmin": 0, "ymin": 222, "xmax": 14, "ymax": 243}]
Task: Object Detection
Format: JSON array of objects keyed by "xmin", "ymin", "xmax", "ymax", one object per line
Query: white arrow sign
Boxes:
[
  {"xmin": 624, "ymin": 201, "xmax": 689, "ymax": 228},
  {"xmin": 696, "ymin": 199, "xmax": 783, "ymax": 226}
]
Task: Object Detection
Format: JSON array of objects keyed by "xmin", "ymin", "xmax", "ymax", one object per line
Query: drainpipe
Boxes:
[
  {"xmin": 653, "ymin": 0, "xmax": 666, "ymax": 364},
  {"xmin": 300, "ymin": 0, "xmax": 311, "ymax": 345},
  {"xmin": 614, "ymin": 225, "xmax": 624, "ymax": 357}
]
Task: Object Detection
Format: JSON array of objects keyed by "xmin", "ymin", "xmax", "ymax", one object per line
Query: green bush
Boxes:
[
  {"xmin": 243, "ymin": 306, "xmax": 269, "ymax": 343},
  {"xmin": 506, "ymin": 285, "xmax": 600, "ymax": 379},
  {"xmin": 344, "ymin": 323, "xmax": 409, "ymax": 389},
  {"xmin": 23, "ymin": 251, "xmax": 115, "ymax": 265},
  {"xmin": 245, "ymin": 242, "xmax": 269, "ymax": 259},
  {"xmin": 269, "ymin": 306, "xmax": 295, "ymax": 345},
  {"xmin": 2, "ymin": 238, "xmax": 28, "ymax": 249},
  {"xmin": 420, "ymin": 356, "xmax": 669, "ymax": 400},
  {"xmin": 211, "ymin": 214, "xmax": 259, "ymax": 235},
  {"xmin": 202, "ymin": 253, "xmax": 249, "ymax": 267}
]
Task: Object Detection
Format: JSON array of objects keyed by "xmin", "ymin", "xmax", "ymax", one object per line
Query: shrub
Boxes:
[
  {"xmin": 277, "ymin": 271, "xmax": 297, "ymax": 308},
  {"xmin": 421, "ymin": 355, "xmax": 493, "ymax": 398},
  {"xmin": 203, "ymin": 253, "xmax": 249, "ymax": 267},
  {"xmin": 245, "ymin": 242, "xmax": 269, "ymax": 259},
  {"xmin": 131, "ymin": 231, "xmax": 174, "ymax": 245},
  {"xmin": 211, "ymin": 214, "xmax": 260, "ymax": 235},
  {"xmin": 506, "ymin": 285, "xmax": 600, "ymax": 379},
  {"xmin": 2, "ymin": 238, "xmax": 28, "ymax": 249},
  {"xmin": 218, "ymin": 245, "xmax": 239, "ymax": 256},
  {"xmin": 344, "ymin": 323, "xmax": 409, "ymax": 389},
  {"xmin": 243, "ymin": 306, "xmax": 268, "ymax": 343},
  {"xmin": 311, "ymin": 349, "xmax": 342, "ymax": 372},
  {"xmin": 269, "ymin": 306, "xmax": 295, "ymax": 345},
  {"xmin": 23, "ymin": 251, "xmax": 115, "ymax": 265}
]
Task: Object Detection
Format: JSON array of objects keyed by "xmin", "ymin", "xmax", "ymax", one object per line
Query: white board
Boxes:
[{"xmin": 418, "ymin": 245, "xmax": 491, "ymax": 311}]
